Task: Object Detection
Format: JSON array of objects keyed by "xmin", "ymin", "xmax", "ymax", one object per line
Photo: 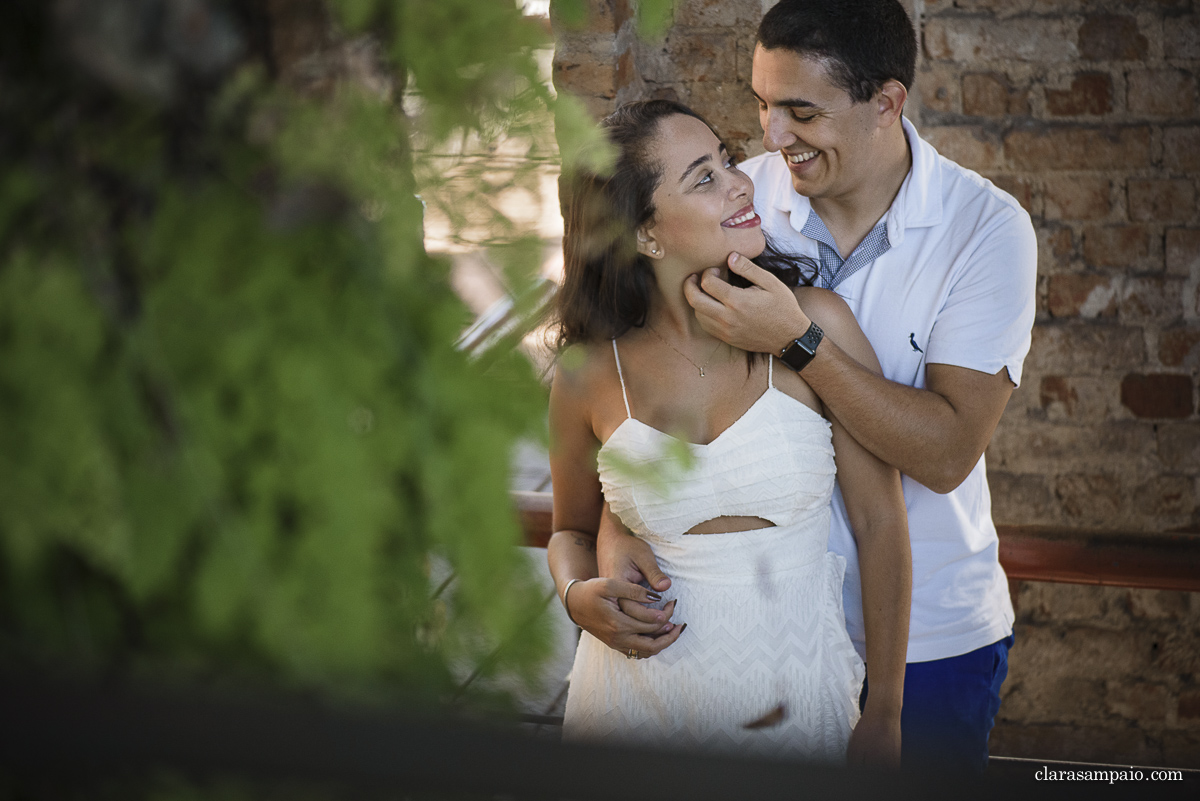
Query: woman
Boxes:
[{"xmin": 546, "ymin": 100, "xmax": 910, "ymax": 765}]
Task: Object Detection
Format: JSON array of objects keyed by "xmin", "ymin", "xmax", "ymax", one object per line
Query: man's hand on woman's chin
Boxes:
[{"xmin": 684, "ymin": 252, "xmax": 811, "ymax": 355}]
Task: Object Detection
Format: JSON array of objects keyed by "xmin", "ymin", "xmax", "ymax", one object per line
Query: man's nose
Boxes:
[{"xmin": 761, "ymin": 111, "xmax": 796, "ymax": 152}]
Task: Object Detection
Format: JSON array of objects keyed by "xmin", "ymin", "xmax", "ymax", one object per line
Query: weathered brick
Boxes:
[
  {"xmin": 1164, "ymin": 15, "xmax": 1200, "ymax": 60},
  {"xmin": 1138, "ymin": 474, "xmax": 1196, "ymax": 520},
  {"xmin": 1127, "ymin": 69, "xmax": 1197, "ymax": 117},
  {"xmin": 962, "ymin": 72, "xmax": 1028, "ymax": 117},
  {"xmin": 987, "ymin": 471, "xmax": 1057, "ymax": 525},
  {"xmin": 1038, "ymin": 225, "xmax": 1075, "ymax": 273},
  {"xmin": 1026, "ymin": 324, "xmax": 1146, "ymax": 374},
  {"xmin": 554, "ymin": 58, "xmax": 617, "ymax": 98},
  {"xmin": 550, "ymin": 0, "xmax": 632, "ymax": 34},
  {"xmin": 1078, "ymin": 15, "xmax": 1148, "ymax": 61},
  {"xmin": 924, "ymin": 19, "xmax": 1077, "ymax": 63},
  {"xmin": 658, "ymin": 32, "xmax": 736, "ymax": 83},
  {"xmin": 1121, "ymin": 277, "xmax": 1184, "ymax": 322},
  {"xmin": 1055, "ymin": 472, "xmax": 1124, "ymax": 521},
  {"xmin": 1047, "ymin": 274, "xmax": 1119, "ymax": 317},
  {"xmin": 1082, "ymin": 225, "xmax": 1150, "ymax": 268},
  {"xmin": 989, "ymin": 420, "xmax": 1157, "ymax": 473},
  {"xmin": 985, "ymin": 174, "xmax": 1032, "ymax": 213},
  {"xmin": 674, "ymin": 0, "xmax": 760, "ymax": 27},
  {"xmin": 1128, "ymin": 589, "xmax": 1192, "ymax": 621},
  {"xmin": 1045, "ymin": 73, "xmax": 1113, "ymax": 117},
  {"xmin": 1128, "ymin": 179, "xmax": 1197, "ymax": 223},
  {"xmin": 1042, "ymin": 175, "xmax": 1112, "ymax": 221},
  {"xmin": 1003, "ymin": 675, "xmax": 1107, "ymax": 725},
  {"xmin": 1158, "ymin": 327, "xmax": 1200, "ymax": 368},
  {"xmin": 1164, "ymin": 126, "xmax": 1200, "ymax": 173},
  {"xmin": 1166, "ymin": 229, "xmax": 1200, "ymax": 278},
  {"xmin": 1160, "ymin": 630, "xmax": 1200, "ymax": 674},
  {"xmin": 923, "ymin": 126, "xmax": 1003, "ymax": 170},
  {"xmin": 1014, "ymin": 624, "xmax": 1160, "ymax": 683},
  {"xmin": 1157, "ymin": 422, "xmax": 1200, "ymax": 470},
  {"xmin": 991, "ymin": 722, "xmax": 1161, "ymax": 766},
  {"xmin": 916, "ymin": 64, "xmax": 960, "ymax": 114},
  {"xmin": 1038, "ymin": 375, "xmax": 1121, "ymax": 421},
  {"xmin": 1015, "ymin": 583, "xmax": 1126, "ymax": 626},
  {"xmin": 1004, "ymin": 126, "xmax": 1151, "ymax": 170},
  {"xmin": 1120, "ymin": 373, "xmax": 1195, "ymax": 419},
  {"xmin": 1181, "ymin": 691, "xmax": 1200, "ymax": 720},
  {"xmin": 1106, "ymin": 682, "xmax": 1171, "ymax": 723}
]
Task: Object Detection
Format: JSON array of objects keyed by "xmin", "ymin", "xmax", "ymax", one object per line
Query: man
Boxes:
[{"xmin": 596, "ymin": 0, "xmax": 1037, "ymax": 772}]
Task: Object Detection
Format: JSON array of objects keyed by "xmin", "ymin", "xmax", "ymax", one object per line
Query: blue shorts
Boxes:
[{"xmin": 860, "ymin": 634, "xmax": 1014, "ymax": 773}]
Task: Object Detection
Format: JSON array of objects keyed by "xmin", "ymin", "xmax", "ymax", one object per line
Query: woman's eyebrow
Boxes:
[
  {"xmin": 678, "ymin": 145, "xmax": 728, "ymax": 183},
  {"xmin": 679, "ymin": 153, "xmax": 711, "ymax": 183}
]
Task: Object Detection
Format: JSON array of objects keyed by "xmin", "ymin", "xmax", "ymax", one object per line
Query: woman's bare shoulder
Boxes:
[{"xmin": 551, "ymin": 341, "xmax": 614, "ymax": 397}]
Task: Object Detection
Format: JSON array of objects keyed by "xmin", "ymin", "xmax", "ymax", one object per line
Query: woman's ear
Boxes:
[{"xmin": 636, "ymin": 228, "xmax": 663, "ymax": 259}]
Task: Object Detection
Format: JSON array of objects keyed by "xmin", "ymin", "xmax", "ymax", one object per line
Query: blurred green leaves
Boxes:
[{"xmin": 0, "ymin": 0, "xmax": 589, "ymax": 703}]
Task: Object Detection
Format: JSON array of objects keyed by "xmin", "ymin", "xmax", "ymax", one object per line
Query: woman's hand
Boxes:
[
  {"xmin": 567, "ymin": 578, "xmax": 685, "ymax": 658},
  {"xmin": 846, "ymin": 705, "xmax": 902, "ymax": 769}
]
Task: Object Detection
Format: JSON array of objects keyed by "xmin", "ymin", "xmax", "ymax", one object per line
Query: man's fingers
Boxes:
[
  {"xmin": 601, "ymin": 578, "xmax": 664, "ymax": 605},
  {"xmin": 631, "ymin": 550, "xmax": 672, "ymax": 592},
  {"xmin": 684, "ymin": 272, "xmax": 726, "ymax": 315},
  {"xmin": 726, "ymin": 251, "xmax": 785, "ymax": 291},
  {"xmin": 627, "ymin": 622, "xmax": 687, "ymax": 657},
  {"xmin": 616, "ymin": 596, "xmax": 676, "ymax": 625},
  {"xmin": 697, "ymin": 266, "xmax": 737, "ymax": 304}
]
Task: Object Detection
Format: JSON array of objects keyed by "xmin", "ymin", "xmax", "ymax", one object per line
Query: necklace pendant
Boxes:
[{"xmin": 699, "ymin": 367, "xmax": 705, "ymax": 377}]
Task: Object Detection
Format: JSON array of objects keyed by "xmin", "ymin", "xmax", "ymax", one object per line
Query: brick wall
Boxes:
[{"xmin": 551, "ymin": 0, "xmax": 1200, "ymax": 767}]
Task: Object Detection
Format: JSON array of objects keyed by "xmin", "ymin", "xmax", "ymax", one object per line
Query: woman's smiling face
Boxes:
[{"xmin": 640, "ymin": 114, "xmax": 765, "ymax": 272}]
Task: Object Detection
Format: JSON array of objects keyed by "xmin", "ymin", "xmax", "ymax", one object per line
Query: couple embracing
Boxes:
[{"xmin": 545, "ymin": 0, "xmax": 1037, "ymax": 772}]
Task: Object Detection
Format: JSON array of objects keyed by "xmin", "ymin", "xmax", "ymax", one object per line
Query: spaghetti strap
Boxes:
[
  {"xmin": 612, "ymin": 339, "xmax": 632, "ymax": 418},
  {"xmin": 768, "ymin": 354, "xmax": 774, "ymax": 389}
]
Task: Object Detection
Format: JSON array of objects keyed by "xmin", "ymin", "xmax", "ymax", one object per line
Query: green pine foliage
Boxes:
[{"xmin": 0, "ymin": 0, "xmax": 608, "ymax": 704}]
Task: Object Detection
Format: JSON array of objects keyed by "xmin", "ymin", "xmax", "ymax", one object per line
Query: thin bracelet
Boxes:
[{"xmin": 562, "ymin": 578, "xmax": 583, "ymax": 627}]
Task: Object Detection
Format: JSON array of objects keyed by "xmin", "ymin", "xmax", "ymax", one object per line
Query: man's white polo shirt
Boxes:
[{"xmin": 740, "ymin": 116, "xmax": 1038, "ymax": 663}]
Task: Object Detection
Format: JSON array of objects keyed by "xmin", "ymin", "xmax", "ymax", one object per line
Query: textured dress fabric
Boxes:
[{"xmin": 561, "ymin": 342, "xmax": 866, "ymax": 762}]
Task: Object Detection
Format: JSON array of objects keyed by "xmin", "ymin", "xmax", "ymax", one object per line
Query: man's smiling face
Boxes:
[{"xmin": 751, "ymin": 45, "xmax": 885, "ymax": 203}]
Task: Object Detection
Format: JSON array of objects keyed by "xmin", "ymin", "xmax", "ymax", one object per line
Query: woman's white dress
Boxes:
[{"xmin": 561, "ymin": 343, "xmax": 865, "ymax": 762}]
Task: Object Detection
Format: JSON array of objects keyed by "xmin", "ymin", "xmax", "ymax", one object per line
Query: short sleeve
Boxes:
[{"xmin": 924, "ymin": 206, "xmax": 1038, "ymax": 387}]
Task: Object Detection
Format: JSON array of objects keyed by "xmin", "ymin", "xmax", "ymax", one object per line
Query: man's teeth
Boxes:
[
  {"xmin": 725, "ymin": 210, "xmax": 757, "ymax": 225},
  {"xmin": 787, "ymin": 151, "xmax": 819, "ymax": 164}
]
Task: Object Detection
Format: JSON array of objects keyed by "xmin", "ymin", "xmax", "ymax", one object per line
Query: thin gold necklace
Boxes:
[{"xmin": 646, "ymin": 324, "xmax": 725, "ymax": 377}]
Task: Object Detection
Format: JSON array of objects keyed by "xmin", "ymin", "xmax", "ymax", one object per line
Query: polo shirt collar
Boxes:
[{"xmin": 775, "ymin": 115, "xmax": 943, "ymax": 247}]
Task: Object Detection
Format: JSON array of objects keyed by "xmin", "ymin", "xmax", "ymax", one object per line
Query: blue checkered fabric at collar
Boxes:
[{"xmin": 800, "ymin": 212, "xmax": 891, "ymax": 290}]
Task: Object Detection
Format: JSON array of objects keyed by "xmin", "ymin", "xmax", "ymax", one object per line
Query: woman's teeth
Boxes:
[
  {"xmin": 725, "ymin": 210, "xmax": 757, "ymax": 226},
  {"xmin": 787, "ymin": 151, "xmax": 818, "ymax": 164}
]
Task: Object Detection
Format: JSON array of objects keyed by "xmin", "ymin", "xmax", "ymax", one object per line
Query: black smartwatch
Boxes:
[{"xmin": 779, "ymin": 322, "xmax": 824, "ymax": 372}]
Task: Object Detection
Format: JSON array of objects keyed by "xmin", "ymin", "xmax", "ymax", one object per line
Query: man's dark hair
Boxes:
[{"xmin": 757, "ymin": 0, "xmax": 917, "ymax": 104}]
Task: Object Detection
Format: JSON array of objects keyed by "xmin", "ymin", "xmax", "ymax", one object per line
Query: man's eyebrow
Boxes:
[
  {"xmin": 678, "ymin": 144, "xmax": 727, "ymax": 183},
  {"xmin": 750, "ymin": 89, "xmax": 819, "ymax": 110}
]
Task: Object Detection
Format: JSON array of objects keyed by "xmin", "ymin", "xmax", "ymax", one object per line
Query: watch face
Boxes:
[{"xmin": 781, "ymin": 323, "xmax": 823, "ymax": 372}]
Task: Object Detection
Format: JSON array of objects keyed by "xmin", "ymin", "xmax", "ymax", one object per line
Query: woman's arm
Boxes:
[
  {"xmin": 547, "ymin": 358, "xmax": 682, "ymax": 655},
  {"xmin": 801, "ymin": 290, "xmax": 912, "ymax": 770}
]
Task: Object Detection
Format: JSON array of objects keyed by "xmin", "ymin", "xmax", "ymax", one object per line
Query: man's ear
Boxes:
[
  {"xmin": 636, "ymin": 227, "xmax": 662, "ymax": 259},
  {"xmin": 876, "ymin": 79, "xmax": 908, "ymax": 128}
]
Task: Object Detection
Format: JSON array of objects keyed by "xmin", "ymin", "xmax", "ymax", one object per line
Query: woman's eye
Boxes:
[{"xmin": 697, "ymin": 172, "xmax": 713, "ymax": 185}]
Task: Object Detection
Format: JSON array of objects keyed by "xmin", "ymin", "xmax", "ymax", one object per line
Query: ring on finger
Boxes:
[{"xmin": 626, "ymin": 648, "xmax": 642, "ymax": 660}]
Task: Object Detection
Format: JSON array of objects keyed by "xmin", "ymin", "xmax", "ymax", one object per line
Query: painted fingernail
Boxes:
[{"xmin": 647, "ymin": 591, "xmax": 662, "ymax": 602}]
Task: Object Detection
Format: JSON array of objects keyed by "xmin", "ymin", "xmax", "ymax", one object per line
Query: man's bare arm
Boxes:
[{"xmin": 684, "ymin": 254, "xmax": 1013, "ymax": 493}]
